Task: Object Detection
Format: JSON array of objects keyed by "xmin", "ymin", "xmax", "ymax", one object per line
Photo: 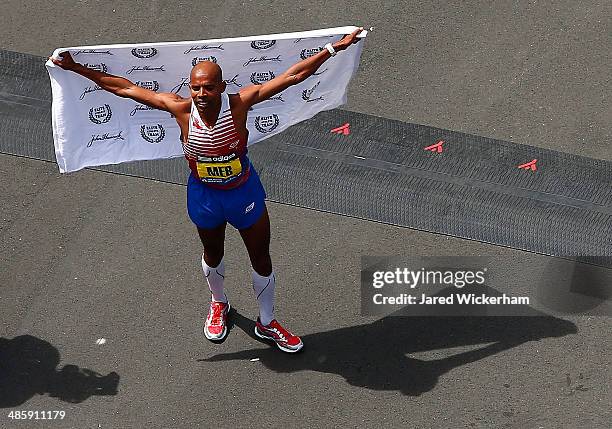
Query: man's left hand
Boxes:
[{"xmin": 332, "ymin": 27, "xmax": 364, "ymax": 52}]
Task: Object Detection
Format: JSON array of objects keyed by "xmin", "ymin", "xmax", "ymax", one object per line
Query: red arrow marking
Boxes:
[
  {"xmin": 330, "ymin": 123, "xmax": 350, "ymax": 135},
  {"xmin": 518, "ymin": 159, "xmax": 538, "ymax": 171},
  {"xmin": 424, "ymin": 140, "xmax": 444, "ymax": 153}
]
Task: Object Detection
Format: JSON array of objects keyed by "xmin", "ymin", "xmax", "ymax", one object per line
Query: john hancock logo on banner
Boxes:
[
  {"xmin": 192, "ymin": 56, "xmax": 217, "ymax": 66},
  {"xmin": 224, "ymin": 74, "xmax": 242, "ymax": 88},
  {"xmin": 184, "ymin": 44, "xmax": 224, "ymax": 55},
  {"xmin": 254, "ymin": 115, "xmax": 280, "ymax": 134},
  {"xmin": 251, "ymin": 40, "xmax": 276, "ymax": 50},
  {"xmin": 242, "ymin": 56, "xmax": 282, "ymax": 67},
  {"xmin": 300, "ymin": 47, "xmax": 323, "ymax": 60},
  {"xmin": 73, "ymin": 49, "xmax": 113, "ymax": 56},
  {"xmin": 140, "ymin": 124, "xmax": 166, "ymax": 144},
  {"xmin": 250, "ymin": 71, "xmax": 275, "ymax": 85},
  {"xmin": 131, "ymin": 47, "xmax": 158, "ymax": 58},
  {"xmin": 88, "ymin": 104, "xmax": 112, "ymax": 124},
  {"xmin": 301, "ymin": 81, "xmax": 324, "ymax": 103},
  {"xmin": 126, "ymin": 65, "xmax": 165, "ymax": 74}
]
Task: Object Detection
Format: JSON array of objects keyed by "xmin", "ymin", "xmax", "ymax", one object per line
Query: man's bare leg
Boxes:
[
  {"xmin": 198, "ymin": 222, "xmax": 227, "ymax": 268},
  {"xmin": 238, "ymin": 207, "xmax": 272, "ymax": 276}
]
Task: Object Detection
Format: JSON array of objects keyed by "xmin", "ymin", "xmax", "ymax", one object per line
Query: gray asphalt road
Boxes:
[{"xmin": 1, "ymin": 1, "xmax": 610, "ymax": 428}]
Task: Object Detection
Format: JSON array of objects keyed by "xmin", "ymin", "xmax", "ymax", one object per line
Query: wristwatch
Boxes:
[{"xmin": 324, "ymin": 43, "xmax": 337, "ymax": 56}]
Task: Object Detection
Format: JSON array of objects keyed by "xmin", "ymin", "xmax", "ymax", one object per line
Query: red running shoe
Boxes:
[
  {"xmin": 254, "ymin": 318, "xmax": 303, "ymax": 353},
  {"xmin": 203, "ymin": 301, "xmax": 230, "ymax": 341}
]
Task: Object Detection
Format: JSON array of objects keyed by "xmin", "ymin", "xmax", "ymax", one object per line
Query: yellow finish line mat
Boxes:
[{"xmin": 1, "ymin": 49, "xmax": 610, "ymax": 267}]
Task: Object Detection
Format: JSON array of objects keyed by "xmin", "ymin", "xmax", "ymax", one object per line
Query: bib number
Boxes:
[{"xmin": 196, "ymin": 157, "xmax": 242, "ymax": 180}]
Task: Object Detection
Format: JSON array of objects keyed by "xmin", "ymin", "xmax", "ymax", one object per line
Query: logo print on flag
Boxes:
[
  {"xmin": 251, "ymin": 40, "xmax": 276, "ymax": 50},
  {"xmin": 88, "ymin": 104, "xmax": 113, "ymax": 124},
  {"xmin": 171, "ymin": 77, "xmax": 190, "ymax": 95},
  {"xmin": 135, "ymin": 80, "xmax": 160, "ymax": 91},
  {"xmin": 130, "ymin": 104, "xmax": 155, "ymax": 116},
  {"xmin": 184, "ymin": 45, "xmax": 224, "ymax": 54},
  {"xmin": 224, "ymin": 74, "xmax": 242, "ymax": 88},
  {"xmin": 254, "ymin": 115, "xmax": 280, "ymax": 133},
  {"xmin": 83, "ymin": 63, "xmax": 108, "ymax": 73},
  {"xmin": 250, "ymin": 71, "xmax": 276, "ymax": 85},
  {"xmin": 302, "ymin": 81, "xmax": 324, "ymax": 102},
  {"xmin": 80, "ymin": 85, "xmax": 103, "ymax": 100},
  {"xmin": 140, "ymin": 124, "xmax": 166, "ymax": 144},
  {"xmin": 243, "ymin": 56, "xmax": 282, "ymax": 67},
  {"xmin": 192, "ymin": 56, "xmax": 217, "ymax": 66},
  {"xmin": 73, "ymin": 49, "xmax": 113, "ymax": 56},
  {"xmin": 131, "ymin": 47, "xmax": 158, "ymax": 58},
  {"xmin": 261, "ymin": 93, "xmax": 285, "ymax": 103},
  {"xmin": 126, "ymin": 65, "xmax": 165, "ymax": 74},
  {"xmin": 300, "ymin": 48, "xmax": 323, "ymax": 59},
  {"xmin": 87, "ymin": 132, "xmax": 124, "ymax": 148}
]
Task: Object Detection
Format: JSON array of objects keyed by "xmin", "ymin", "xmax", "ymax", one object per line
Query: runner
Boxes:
[{"xmin": 50, "ymin": 28, "xmax": 363, "ymax": 353}]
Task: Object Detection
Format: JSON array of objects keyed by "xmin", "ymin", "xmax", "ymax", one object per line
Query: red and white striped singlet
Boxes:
[{"xmin": 182, "ymin": 93, "xmax": 250, "ymax": 189}]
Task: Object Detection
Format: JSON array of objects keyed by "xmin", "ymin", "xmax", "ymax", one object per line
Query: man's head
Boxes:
[{"xmin": 189, "ymin": 61, "xmax": 226, "ymax": 110}]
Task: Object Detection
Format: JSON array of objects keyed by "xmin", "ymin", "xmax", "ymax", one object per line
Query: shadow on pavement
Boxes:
[
  {"xmin": 0, "ymin": 335, "xmax": 120, "ymax": 407},
  {"xmin": 201, "ymin": 286, "xmax": 577, "ymax": 396}
]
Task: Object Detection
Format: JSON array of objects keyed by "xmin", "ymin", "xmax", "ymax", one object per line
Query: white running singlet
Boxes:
[{"xmin": 183, "ymin": 93, "xmax": 250, "ymax": 189}]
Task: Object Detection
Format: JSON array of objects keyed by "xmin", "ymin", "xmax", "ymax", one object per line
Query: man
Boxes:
[{"xmin": 51, "ymin": 28, "xmax": 363, "ymax": 353}]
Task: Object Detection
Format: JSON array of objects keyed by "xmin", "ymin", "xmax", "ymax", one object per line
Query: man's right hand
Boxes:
[{"xmin": 49, "ymin": 51, "xmax": 78, "ymax": 71}]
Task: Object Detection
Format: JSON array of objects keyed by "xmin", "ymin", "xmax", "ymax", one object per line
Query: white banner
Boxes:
[{"xmin": 45, "ymin": 26, "xmax": 367, "ymax": 173}]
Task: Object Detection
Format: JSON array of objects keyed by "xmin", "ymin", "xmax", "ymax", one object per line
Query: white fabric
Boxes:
[{"xmin": 45, "ymin": 26, "xmax": 367, "ymax": 173}]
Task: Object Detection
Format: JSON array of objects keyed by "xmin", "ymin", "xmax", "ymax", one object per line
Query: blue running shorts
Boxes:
[{"xmin": 187, "ymin": 164, "xmax": 267, "ymax": 230}]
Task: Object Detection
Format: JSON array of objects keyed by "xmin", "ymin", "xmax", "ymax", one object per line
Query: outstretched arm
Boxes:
[
  {"xmin": 49, "ymin": 52, "xmax": 184, "ymax": 112},
  {"xmin": 237, "ymin": 27, "xmax": 364, "ymax": 108}
]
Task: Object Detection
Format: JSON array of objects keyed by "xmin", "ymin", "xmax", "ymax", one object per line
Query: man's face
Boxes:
[{"xmin": 189, "ymin": 74, "xmax": 225, "ymax": 110}]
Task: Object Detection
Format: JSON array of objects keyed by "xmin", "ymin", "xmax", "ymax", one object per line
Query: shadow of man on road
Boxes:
[
  {"xmin": 0, "ymin": 335, "xmax": 120, "ymax": 407},
  {"xmin": 201, "ymin": 285, "xmax": 577, "ymax": 396}
]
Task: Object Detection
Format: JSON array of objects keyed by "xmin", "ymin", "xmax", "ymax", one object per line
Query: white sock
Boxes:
[
  {"xmin": 201, "ymin": 255, "xmax": 227, "ymax": 303},
  {"xmin": 252, "ymin": 270, "xmax": 275, "ymax": 326}
]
